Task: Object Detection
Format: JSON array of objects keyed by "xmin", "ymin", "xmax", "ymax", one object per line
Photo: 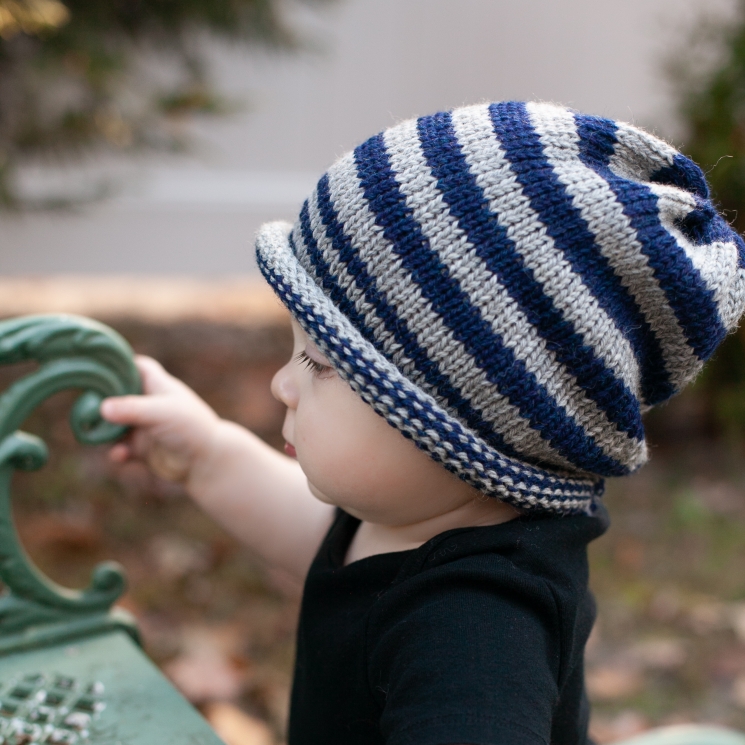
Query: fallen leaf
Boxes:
[
  {"xmin": 19, "ymin": 513, "xmax": 102, "ymax": 554},
  {"xmin": 150, "ymin": 534, "xmax": 209, "ymax": 580},
  {"xmin": 246, "ymin": 672, "xmax": 291, "ymax": 735},
  {"xmin": 693, "ymin": 479, "xmax": 743, "ymax": 516},
  {"xmin": 163, "ymin": 627, "xmax": 246, "ymax": 703},
  {"xmin": 629, "ymin": 638, "xmax": 687, "ymax": 671},
  {"xmin": 688, "ymin": 601, "xmax": 729, "ymax": 635},
  {"xmin": 203, "ymin": 702, "xmax": 276, "ymax": 745},
  {"xmin": 613, "ymin": 537, "xmax": 645, "ymax": 572},
  {"xmin": 733, "ymin": 674, "xmax": 745, "ymax": 709},
  {"xmin": 647, "ymin": 589, "xmax": 681, "ymax": 623},
  {"xmin": 590, "ymin": 710, "xmax": 649, "ymax": 744},
  {"xmin": 165, "ymin": 653, "xmax": 244, "ymax": 703},
  {"xmin": 729, "ymin": 603, "xmax": 745, "ymax": 643},
  {"xmin": 586, "ymin": 666, "xmax": 644, "ymax": 701},
  {"xmin": 708, "ymin": 645, "xmax": 745, "ymax": 680}
]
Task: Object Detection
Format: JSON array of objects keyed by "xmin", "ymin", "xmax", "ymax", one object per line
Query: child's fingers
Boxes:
[
  {"xmin": 135, "ymin": 356, "xmax": 203, "ymax": 403},
  {"xmin": 100, "ymin": 393, "xmax": 174, "ymax": 426},
  {"xmin": 108, "ymin": 442, "xmax": 131, "ymax": 463},
  {"xmin": 134, "ymin": 356, "xmax": 179, "ymax": 395}
]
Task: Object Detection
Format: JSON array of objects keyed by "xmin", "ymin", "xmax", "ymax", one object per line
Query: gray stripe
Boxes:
[
  {"xmin": 321, "ymin": 147, "xmax": 576, "ymax": 469},
  {"xmin": 454, "ymin": 104, "xmax": 641, "ymax": 399},
  {"xmin": 650, "ymin": 183, "xmax": 744, "ymax": 332},
  {"xmin": 386, "ymin": 116, "xmax": 645, "ymax": 469},
  {"xmin": 527, "ymin": 102, "xmax": 701, "ymax": 395},
  {"xmin": 609, "ymin": 121, "xmax": 677, "ymax": 182},
  {"xmin": 305, "ymin": 187, "xmax": 419, "ymax": 377},
  {"xmin": 291, "ymin": 199, "xmax": 315, "ymax": 278}
]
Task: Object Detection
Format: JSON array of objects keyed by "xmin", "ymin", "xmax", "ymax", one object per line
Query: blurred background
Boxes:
[{"xmin": 5, "ymin": 0, "xmax": 745, "ymax": 743}]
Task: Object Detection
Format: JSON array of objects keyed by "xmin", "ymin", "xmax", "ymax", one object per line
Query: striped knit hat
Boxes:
[{"xmin": 256, "ymin": 101, "xmax": 745, "ymax": 515}]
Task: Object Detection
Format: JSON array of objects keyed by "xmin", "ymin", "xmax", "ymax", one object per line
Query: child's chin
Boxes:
[{"xmin": 307, "ymin": 481, "xmax": 336, "ymax": 506}]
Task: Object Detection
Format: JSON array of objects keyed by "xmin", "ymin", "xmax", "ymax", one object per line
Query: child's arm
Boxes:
[{"xmin": 100, "ymin": 356, "xmax": 335, "ymax": 583}]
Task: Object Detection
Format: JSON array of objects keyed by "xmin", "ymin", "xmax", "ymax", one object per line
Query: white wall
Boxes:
[{"xmin": 0, "ymin": 0, "xmax": 737, "ymax": 275}]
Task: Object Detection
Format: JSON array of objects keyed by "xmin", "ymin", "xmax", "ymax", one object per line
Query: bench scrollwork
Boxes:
[{"xmin": 0, "ymin": 315, "xmax": 141, "ymax": 654}]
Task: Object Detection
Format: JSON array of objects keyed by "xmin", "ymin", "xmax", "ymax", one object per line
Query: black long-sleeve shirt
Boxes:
[{"xmin": 289, "ymin": 505, "xmax": 608, "ymax": 745}]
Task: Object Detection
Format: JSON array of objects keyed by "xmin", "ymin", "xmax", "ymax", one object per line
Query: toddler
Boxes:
[{"xmin": 101, "ymin": 101, "xmax": 745, "ymax": 745}]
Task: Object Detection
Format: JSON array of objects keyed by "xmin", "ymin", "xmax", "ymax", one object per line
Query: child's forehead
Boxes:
[{"xmin": 290, "ymin": 318, "xmax": 323, "ymax": 353}]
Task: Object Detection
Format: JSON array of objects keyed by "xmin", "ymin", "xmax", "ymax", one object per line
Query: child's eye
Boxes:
[{"xmin": 294, "ymin": 350, "xmax": 334, "ymax": 377}]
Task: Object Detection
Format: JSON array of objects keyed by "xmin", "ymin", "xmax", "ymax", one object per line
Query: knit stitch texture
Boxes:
[{"xmin": 256, "ymin": 101, "xmax": 745, "ymax": 514}]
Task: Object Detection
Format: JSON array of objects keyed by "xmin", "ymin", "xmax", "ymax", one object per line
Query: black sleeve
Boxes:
[{"xmin": 366, "ymin": 559, "xmax": 562, "ymax": 745}]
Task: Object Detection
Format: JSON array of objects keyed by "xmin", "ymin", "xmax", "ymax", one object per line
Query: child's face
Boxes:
[{"xmin": 271, "ymin": 318, "xmax": 491, "ymax": 526}]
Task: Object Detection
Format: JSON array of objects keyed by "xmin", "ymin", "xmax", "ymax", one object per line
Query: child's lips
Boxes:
[{"xmin": 284, "ymin": 442, "xmax": 297, "ymax": 458}]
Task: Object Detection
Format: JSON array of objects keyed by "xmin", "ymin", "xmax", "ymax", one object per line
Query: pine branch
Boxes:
[{"xmin": 0, "ymin": 0, "xmax": 334, "ymax": 204}]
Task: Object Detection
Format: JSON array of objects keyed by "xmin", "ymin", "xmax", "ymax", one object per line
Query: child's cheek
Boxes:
[
  {"xmin": 294, "ymin": 383, "xmax": 385, "ymax": 502},
  {"xmin": 296, "ymin": 411, "xmax": 368, "ymax": 493}
]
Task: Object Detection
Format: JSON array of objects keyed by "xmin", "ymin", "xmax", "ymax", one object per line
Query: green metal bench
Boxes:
[
  {"xmin": 0, "ymin": 315, "xmax": 222, "ymax": 745},
  {"xmin": 0, "ymin": 314, "xmax": 743, "ymax": 745}
]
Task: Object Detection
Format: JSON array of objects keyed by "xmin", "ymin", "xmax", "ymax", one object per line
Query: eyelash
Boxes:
[{"xmin": 294, "ymin": 350, "xmax": 332, "ymax": 376}]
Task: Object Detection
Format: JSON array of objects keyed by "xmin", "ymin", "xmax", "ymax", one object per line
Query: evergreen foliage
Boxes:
[
  {"xmin": 672, "ymin": 2, "xmax": 745, "ymax": 436},
  {"xmin": 0, "ymin": 0, "xmax": 330, "ymax": 204}
]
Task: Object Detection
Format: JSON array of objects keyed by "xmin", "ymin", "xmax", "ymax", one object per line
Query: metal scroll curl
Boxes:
[{"xmin": 0, "ymin": 315, "xmax": 141, "ymax": 654}]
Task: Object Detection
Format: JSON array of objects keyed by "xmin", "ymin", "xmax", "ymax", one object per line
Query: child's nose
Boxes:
[{"xmin": 271, "ymin": 362, "xmax": 298, "ymax": 409}]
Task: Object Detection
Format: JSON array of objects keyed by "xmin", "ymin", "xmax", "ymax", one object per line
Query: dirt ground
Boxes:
[{"xmin": 5, "ymin": 317, "xmax": 745, "ymax": 744}]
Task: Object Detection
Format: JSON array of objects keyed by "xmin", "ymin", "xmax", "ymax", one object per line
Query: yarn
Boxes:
[{"xmin": 256, "ymin": 101, "xmax": 745, "ymax": 514}]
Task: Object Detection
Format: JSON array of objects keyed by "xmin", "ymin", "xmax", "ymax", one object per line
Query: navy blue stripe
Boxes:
[
  {"xmin": 651, "ymin": 153, "xmax": 709, "ymax": 200},
  {"xmin": 295, "ymin": 199, "xmax": 369, "ymax": 333},
  {"xmin": 355, "ymin": 130, "xmax": 628, "ymax": 476},
  {"xmin": 490, "ymin": 102, "xmax": 673, "ymax": 407},
  {"xmin": 680, "ymin": 199, "xmax": 745, "ymax": 271},
  {"xmin": 678, "ymin": 198, "xmax": 745, "ymax": 272},
  {"xmin": 574, "ymin": 113, "xmax": 616, "ymax": 168},
  {"xmin": 572, "ymin": 113, "xmax": 676, "ymax": 404},
  {"xmin": 257, "ymin": 249, "xmax": 601, "ymax": 503},
  {"xmin": 308, "ymin": 173, "xmax": 530, "ymax": 464},
  {"xmin": 677, "ymin": 204, "xmax": 718, "ymax": 245},
  {"xmin": 574, "ymin": 113, "xmax": 728, "ymax": 362},
  {"xmin": 417, "ymin": 110, "xmax": 644, "ymax": 445}
]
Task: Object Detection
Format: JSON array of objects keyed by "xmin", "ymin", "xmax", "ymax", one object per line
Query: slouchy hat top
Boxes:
[{"xmin": 256, "ymin": 101, "xmax": 745, "ymax": 514}]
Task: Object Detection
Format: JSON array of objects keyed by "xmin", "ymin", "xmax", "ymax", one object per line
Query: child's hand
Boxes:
[
  {"xmin": 100, "ymin": 356, "xmax": 221, "ymax": 484},
  {"xmin": 102, "ymin": 352, "xmax": 333, "ymax": 584}
]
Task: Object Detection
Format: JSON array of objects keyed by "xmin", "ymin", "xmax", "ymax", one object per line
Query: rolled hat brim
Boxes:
[{"xmin": 256, "ymin": 220, "xmax": 603, "ymax": 514}]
